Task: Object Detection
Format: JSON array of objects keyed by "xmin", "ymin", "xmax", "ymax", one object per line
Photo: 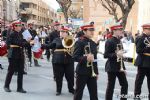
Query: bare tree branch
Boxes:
[
  {"xmin": 68, "ymin": 8, "xmax": 80, "ymax": 18},
  {"xmin": 56, "ymin": 0, "xmax": 72, "ymax": 23},
  {"xmin": 99, "ymin": 0, "xmax": 135, "ymax": 28}
]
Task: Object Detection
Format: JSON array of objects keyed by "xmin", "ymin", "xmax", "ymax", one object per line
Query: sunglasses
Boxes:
[
  {"xmin": 114, "ymin": 28, "xmax": 123, "ymax": 31},
  {"xmin": 15, "ymin": 24, "xmax": 22, "ymax": 27},
  {"xmin": 87, "ymin": 28, "xmax": 95, "ymax": 31}
]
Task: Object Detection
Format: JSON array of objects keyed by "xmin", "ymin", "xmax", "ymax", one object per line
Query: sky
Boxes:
[{"xmin": 42, "ymin": 0, "xmax": 60, "ymax": 10}]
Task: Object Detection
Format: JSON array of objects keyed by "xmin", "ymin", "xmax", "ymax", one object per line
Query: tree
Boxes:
[
  {"xmin": 56, "ymin": 0, "xmax": 72, "ymax": 23},
  {"xmin": 68, "ymin": 8, "xmax": 80, "ymax": 19},
  {"xmin": 98, "ymin": 0, "xmax": 135, "ymax": 28}
]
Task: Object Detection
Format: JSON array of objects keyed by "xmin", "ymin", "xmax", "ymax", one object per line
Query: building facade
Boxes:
[
  {"xmin": 0, "ymin": 0, "xmax": 18, "ymax": 26},
  {"xmin": 138, "ymin": 0, "xmax": 150, "ymax": 31},
  {"xmin": 19, "ymin": 0, "xmax": 57, "ymax": 26},
  {"xmin": 83, "ymin": 0, "xmax": 140, "ymax": 34},
  {"xmin": 0, "ymin": 0, "xmax": 3, "ymax": 20}
]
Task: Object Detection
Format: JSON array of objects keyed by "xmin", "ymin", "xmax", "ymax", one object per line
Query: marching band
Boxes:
[{"xmin": 0, "ymin": 20, "xmax": 150, "ymax": 100}]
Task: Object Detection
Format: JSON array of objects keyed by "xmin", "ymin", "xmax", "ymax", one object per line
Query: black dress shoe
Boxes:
[
  {"xmin": 134, "ymin": 98, "xmax": 141, "ymax": 100},
  {"xmin": 0, "ymin": 67, "xmax": 3, "ymax": 70},
  {"xmin": 35, "ymin": 64, "xmax": 41, "ymax": 67},
  {"xmin": 23, "ymin": 71, "xmax": 27, "ymax": 75},
  {"xmin": 0, "ymin": 65, "xmax": 4, "ymax": 70},
  {"xmin": 4, "ymin": 87, "xmax": 11, "ymax": 92},
  {"xmin": 69, "ymin": 90, "xmax": 74, "ymax": 94},
  {"xmin": 56, "ymin": 92, "xmax": 61, "ymax": 96},
  {"xmin": 17, "ymin": 89, "xmax": 27, "ymax": 93}
]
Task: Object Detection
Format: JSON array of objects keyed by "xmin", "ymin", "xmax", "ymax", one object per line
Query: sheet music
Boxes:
[{"xmin": 22, "ymin": 29, "xmax": 32, "ymax": 41}]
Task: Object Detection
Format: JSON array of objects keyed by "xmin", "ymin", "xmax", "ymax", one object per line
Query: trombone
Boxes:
[{"xmin": 84, "ymin": 42, "xmax": 97, "ymax": 77}]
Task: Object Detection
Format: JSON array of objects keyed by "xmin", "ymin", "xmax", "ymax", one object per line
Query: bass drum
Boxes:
[{"xmin": 0, "ymin": 41, "xmax": 7, "ymax": 56}]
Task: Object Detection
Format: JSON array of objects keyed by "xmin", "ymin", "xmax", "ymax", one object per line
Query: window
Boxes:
[{"xmin": 20, "ymin": 3, "xmax": 29, "ymax": 10}]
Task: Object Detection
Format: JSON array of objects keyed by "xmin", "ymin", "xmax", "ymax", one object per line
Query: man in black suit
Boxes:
[
  {"xmin": 134, "ymin": 23, "xmax": 150, "ymax": 100},
  {"xmin": 4, "ymin": 20, "xmax": 34, "ymax": 93},
  {"xmin": 104, "ymin": 24, "xmax": 128, "ymax": 100},
  {"xmin": 73, "ymin": 23, "xmax": 99, "ymax": 100},
  {"xmin": 26, "ymin": 23, "xmax": 40, "ymax": 67},
  {"xmin": 49, "ymin": 21, "xmax": 60, "ymax": 80}
]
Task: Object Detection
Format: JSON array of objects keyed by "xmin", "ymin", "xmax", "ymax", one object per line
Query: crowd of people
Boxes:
[{"xmin": 0, "ymin": 19, "xmax": 150, "ymax": 100}]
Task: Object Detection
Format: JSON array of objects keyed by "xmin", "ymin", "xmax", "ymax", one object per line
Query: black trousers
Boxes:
[
  {"xmin": 134, "ymin": 67, "xmax": 150, "ymax": 100},
  {"xmin": 4, "ymin": 58, "xmax": 24, "ymax": 90},
  {"xmin": 54, "ymin": 63, "xmax": 74, "ymax": 93},
  {"xmin": 46, "ymin": 49, "xmax": 51, "ymax": 61},
  {"xmin": 105, "ymin": 72, "xmax": 128, "ymax": 100},
  {"xmin": 74, "ymin": 75, "xmax": 98, "ymax": 100},
  {"xmin": 27, "ymin": 46, "xmax": 32, "ymax": 63}
]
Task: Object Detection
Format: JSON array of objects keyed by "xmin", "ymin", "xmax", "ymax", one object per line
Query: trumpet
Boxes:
[
  {"xmin": 62, "ymin": 35, "xmax": 75, "ymax": 56},
  {"xmin": 116, "ymin": 43, "xmax": 126, "ymax": 71},
  {"xmin": 84, "ymin": 42, "xmax": 96, "ymax": 77},
  {"xmin": 144, "ymin": 37, "xmax": 150, "ymax": 47}
]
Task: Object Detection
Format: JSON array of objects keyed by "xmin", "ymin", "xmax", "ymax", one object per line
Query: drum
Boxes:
[
  {"xmin": 33, "ymin": 49, "xmax": 43, "ymax": 59},
  {"xmin": 0, "ymin": 41, "xmax": 7, "ymax": 56}
]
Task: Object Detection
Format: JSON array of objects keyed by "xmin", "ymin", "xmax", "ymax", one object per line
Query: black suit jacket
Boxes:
[
  {"xmin": 7, "ymin": 31, "xmax": 30, "ymax": 59},
  {"xmin": 134, "ymin": 33, "xmax": 150, "ymax": 68},
  {"xmin": 47, "ymin": 38, "xmax": 73, "ymax": 64},
  {"xmin": 104, "ymin": 36, "xmax": 126, "ymax": 72},
  {"xmin": 73, "ymin": 36, "xmax": 99, "ymax": 76}
]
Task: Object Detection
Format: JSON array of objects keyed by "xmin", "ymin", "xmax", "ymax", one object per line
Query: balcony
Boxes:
[
  {"xmin": 20, "ymin": 0, "xmax": 38, "ymax": 5},
  {"xmin": 20, "ymin": 8, "xmax": 38, "ymax": 16}
]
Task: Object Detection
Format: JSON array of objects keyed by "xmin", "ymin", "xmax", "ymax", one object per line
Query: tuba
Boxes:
[{"xmin": 62, "ymin": 35, "xmax": 75, "ymax": 56}]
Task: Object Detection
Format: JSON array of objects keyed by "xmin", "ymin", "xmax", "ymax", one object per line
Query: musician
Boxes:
[
  {"xmin": 104, "ymin": 24, "xmax": 128, "ymax": 100},
  {"xmin": 134, "ymin": 23, "xmax": 150, "ymax": 100},
  {"xmin": 73, "ymin": 23, "xmax": 99, "ymax": 100},
  {"xmin": 45, "ymin": 26, "xmax": 74, "ymax": 96},
  {"xmin": 49, "ymin": 21, "xmax": 60, "ymax": 80},
  {"xmin": 4, "ymin": 20, "xmax": 34, "ymax": 93},
  {"xmin": 26, "ymin": 22, "xmax": 40, "ymax": 67}
]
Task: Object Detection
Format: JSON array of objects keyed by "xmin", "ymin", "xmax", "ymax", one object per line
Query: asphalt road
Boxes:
[{"xmin": 0, "ymin": 54, "xmax": 149, "ymax": 100}]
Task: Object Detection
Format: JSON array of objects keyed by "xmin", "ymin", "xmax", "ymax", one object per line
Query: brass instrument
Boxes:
[
  {"xmin": 84, "ymin": 42, "xmax": 96, "ymax": 77},
  {"xmin": 144, "ymin": 37, "xmax": 150, "ymax": 47},
  {"xmin": 116, "ymin": 43, "xmax": 126, "ymax": 71},
  {"xmin": 143, "ymin": 37, "xmax": 150, "ymax": 56},
  {"xmin": 62, "ymin": 35, "xmax": 75, "ymax": 56}
]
